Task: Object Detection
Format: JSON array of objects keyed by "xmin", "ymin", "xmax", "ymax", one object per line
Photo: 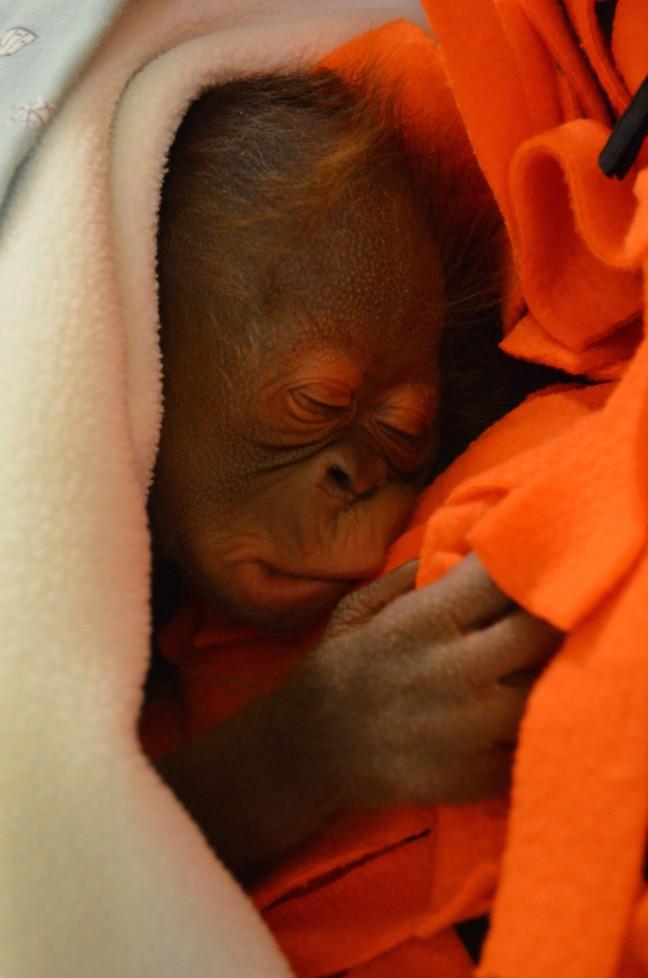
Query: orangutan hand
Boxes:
[
  {"xmin": 300, "ymin": 552, "xmax": 562, "ymax": 809},
  {"xmin": 155, "ymin": 554, "xmax": 562, "ymax": 877}
]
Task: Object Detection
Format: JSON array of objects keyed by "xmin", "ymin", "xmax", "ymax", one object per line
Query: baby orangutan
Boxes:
[{"xmin": 150, "ymin": 70, "xmax": 560, "ymax": 879}]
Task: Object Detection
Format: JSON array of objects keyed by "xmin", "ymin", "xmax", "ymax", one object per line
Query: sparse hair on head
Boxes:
[
  {"xmin": 157, "ymin": 71, "xmax": 400, "ymax": 360},
  {"xmin": 157, "ymin": 65, "xmax": 561, "ymax": 465}
]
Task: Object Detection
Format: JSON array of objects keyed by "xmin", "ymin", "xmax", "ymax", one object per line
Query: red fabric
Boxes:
[
  {"xmin": 140, "ymin": 601, "xmax": 314, "ymax": 755},
  {"xmin": 563, "ymin": 0, "xmax": 631, "ymax": 113},
  {"xmin": 424, "ymin": 1, "xmax": 644, "ymax": 373},
  {"xmin": 613, "ymin": 0, "xmax": 648, "ymax": 95},
  {"xmin": 419, "ymin": 3, "xmax": 648, "ymax": 977}
]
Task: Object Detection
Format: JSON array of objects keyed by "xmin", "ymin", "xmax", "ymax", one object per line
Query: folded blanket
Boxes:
[
  {"xmin": 0, "ymin": 2, "xmax": 428, "ymax": 976},
  {"xmin": 422, "ymin": 4, "xmax": 648, "ymax": 977},
  {"xmin": 424, "ymin": 0, "xmax": 646, "ymax": 379}
]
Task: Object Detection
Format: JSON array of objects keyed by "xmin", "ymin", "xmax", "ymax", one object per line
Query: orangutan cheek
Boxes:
[{"xmin": 246, "ymin": 474, "xmax": 415, "ymax": 574}]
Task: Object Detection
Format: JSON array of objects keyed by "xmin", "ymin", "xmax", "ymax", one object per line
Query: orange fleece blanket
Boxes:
[{"xmin": 143, "ymin": 5, "xmax": 648, "ymax": 976}]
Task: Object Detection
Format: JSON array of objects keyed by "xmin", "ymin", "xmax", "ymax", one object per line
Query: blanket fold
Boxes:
[
  {"xmin": 419, "ymin": 3, "xmax": 648, "ymax": 977},
  {"xmin": 427, "ymin": 1, "xmax": 646, "ymax": 373}
]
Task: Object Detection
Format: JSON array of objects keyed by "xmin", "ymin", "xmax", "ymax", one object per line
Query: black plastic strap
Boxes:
[{"xmin": 599, "ymin": 76, "xmax": 648, "ymax": 179}]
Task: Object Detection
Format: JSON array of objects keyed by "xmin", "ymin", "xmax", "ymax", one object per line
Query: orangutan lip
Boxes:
[
  {"xmin": 238, "ymin": 561, "xmax": 353, "ymax": 611},
  {"xmin": 260, "ymin": 562, "xmax": 363, "ymax": 584}
]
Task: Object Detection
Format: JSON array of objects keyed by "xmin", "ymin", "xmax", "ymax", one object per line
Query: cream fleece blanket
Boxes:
[{"xmin": 0, "ymin": 1, "xmax": 428, "ymax": 975}]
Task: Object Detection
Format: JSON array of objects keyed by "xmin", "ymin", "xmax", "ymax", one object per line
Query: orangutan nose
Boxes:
[
  {"xmin": 321, "ymin": 447, "xmax": 387, "ymax": 500},
  {"xmin": 327, "ymin": 465, "xmax": 355, "ymax": 495}
]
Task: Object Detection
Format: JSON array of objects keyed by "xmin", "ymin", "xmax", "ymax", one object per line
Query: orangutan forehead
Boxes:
[
  {"xmin": 238, "ymin": 326, "xmax": 440, "ymax": 410},
  {"xmin": 155, "ymin": 69, "xmax": 455, "ymax": 399}
]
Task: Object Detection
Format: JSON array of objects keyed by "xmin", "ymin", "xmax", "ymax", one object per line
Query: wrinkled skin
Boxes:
[
  {"xmin": 156, "ymin": 555, "xmax": 561, "ymax": 878},
  {"xmin": 152, "ymin": 191, "xmax": 443, "ymax": 631}
]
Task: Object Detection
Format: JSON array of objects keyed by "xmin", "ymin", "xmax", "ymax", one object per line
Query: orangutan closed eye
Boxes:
[{"xmin": 148, "ymin": 70, "xmax": 562, "ymax": 878}]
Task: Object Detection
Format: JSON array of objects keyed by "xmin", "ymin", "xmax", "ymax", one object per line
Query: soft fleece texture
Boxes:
[
  {"xmin": 380, "ymin": 5, "xmax": 648, "ymax": 976},
  {"xmin": 0, "ymin": 2, "xmax": 428, "ymax": 977},
  {"xmin": 421, "ymin": 3, "xmax": 648, "ymax": 977},
  {"xmin": 150, "ymin": 6, "xmax": 648, "ymax": 978}
]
